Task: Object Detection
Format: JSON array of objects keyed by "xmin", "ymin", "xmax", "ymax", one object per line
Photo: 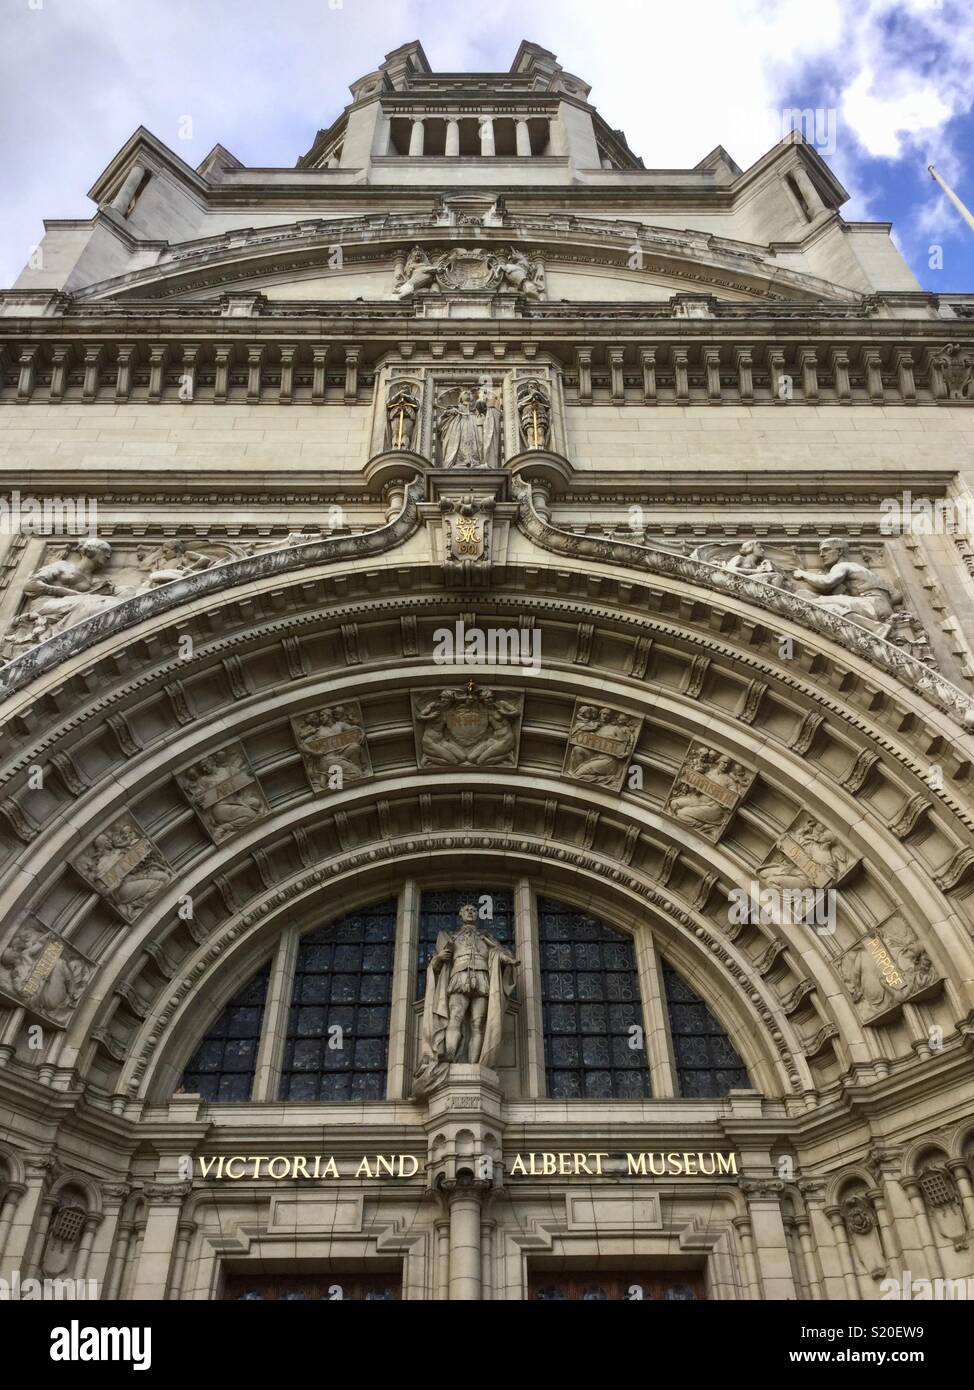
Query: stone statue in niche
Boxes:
[
  {"xmin": 385, "ymin": 381, "xmax": 421, "ymax": 452},
  {"xmin": 759, "ymin": 814, "xmax": 854, "ymax": 891},
  {"xmin": 563, "ymin": 702, "xmax": 642, "ymax": 791},
  {"xmin": 71, "ymin": 813, "xmax": 173, "ymax": 922},
  {"xmin": 841, "ymin": 1193, "xmax": 887, "ymax": 1279},
  {"xmin": 413, "ymin": 685, "xmax": 523, "ymax": 768},
  {"xmin": 837, "ymin": 917, "xmax": 939, "ymax": 1025},
  {"xmin": 665, "ymin": 745, "xmax": 755, "ymax": 839},
  {"xmin": 414, "ymin": 901, "xmax": 518, "ymax": 1094},
  {"xmin": 292, "ymin": 703, "xmax": 372, "ymax": 789},
  {"xmin": 436, "ymin": 384, "xmax": 503, "ymax": 469},
  {"xmin": 516, "ymin": 379, "xmax": 552, "ymax": 451},
  {"xmin": 177, "ymin": 745, "xmax": 268, "ymax": 844},
  {"xmin": 0, "ymin": 920, "xmax": 93, "ymax": 1026}
]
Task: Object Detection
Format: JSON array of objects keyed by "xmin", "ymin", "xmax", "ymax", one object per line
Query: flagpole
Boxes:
[{"xmin": 929, "ymin": 165, "xmax": 974, "ymax": 235}]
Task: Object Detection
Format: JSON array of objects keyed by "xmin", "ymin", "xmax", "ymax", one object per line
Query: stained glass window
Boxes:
[
  {"xmin": 179, "ymin": 964, "xmax": 270, "ymax": 1102},
  {"xmin": 279, "ymin": 900, "xmax": 396, "ymax": 1102},
  {"xmin": 662, "ymin": 961, "xmax": 750, "ymax": 1097},
  {"xmin": 416, "ymin": 889, "xmax": 514, "ymax": 999},
  {"xmin": 538, "ymin": 899, "xmax": 650, "ymax": 1100}
]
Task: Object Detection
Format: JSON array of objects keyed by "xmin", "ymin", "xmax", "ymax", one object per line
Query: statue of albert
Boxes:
[{"xmin": 414, "ymin": 903, "xmax": 518, "ymax": 1094}]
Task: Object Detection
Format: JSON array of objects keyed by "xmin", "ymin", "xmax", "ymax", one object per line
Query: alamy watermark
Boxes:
[
  {"xmin": 0, "ymin": 490, "xmax": 98, "ymax": 536},
  {"xmin": 0, "ymin": 1269, "xmax": 98, "ymax": 1300},
  {"xmin": 433, "ymin": 621, "xmax": 542, "ymax": 674},
  {"xmin": 880, "ymin": 491, "xmax": 974, "ymax": 536}
]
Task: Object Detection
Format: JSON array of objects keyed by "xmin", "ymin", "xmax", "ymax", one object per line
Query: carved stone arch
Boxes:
[
  {"xmin": 131, "ymin": 838, "xmax": 797, "ymax": 1106},
  {"xmin": 47, "ymin": 1170, "xmax": 103, "ymax": 1216}
]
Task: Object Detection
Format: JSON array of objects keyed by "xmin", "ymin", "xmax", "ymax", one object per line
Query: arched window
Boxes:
[
  {"xmin": 662, "ymin": 961, "xmax": 750, "ymax": 1097},
  {"xmin": 179, "ymin": 964, "xmax": 270, "ymax": 1101},
  {"xmin": 279, "ymin": 900, "xmax": 397, "ymax": 1101},
  {"xmin": 538, "ymin": 899, "xmax": 650, "ymax": 1099}
]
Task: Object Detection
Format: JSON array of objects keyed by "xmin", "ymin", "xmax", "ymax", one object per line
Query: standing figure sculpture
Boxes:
[{"xmin": 414, "ymin": 903, "xmax": 518, "ymax": 1094}]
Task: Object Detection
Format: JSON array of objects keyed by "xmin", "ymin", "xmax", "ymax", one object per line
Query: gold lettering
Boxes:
[
  {"xmin": 321, "ymin": 1157, "xmax": 339, "ymax": 1179},
  {"xmin": 559, "ymin": 1154, "xmax": 573, "ymax": 1176},
  {"xmin": 574, "ymin": 1154, "xmax": 593, "ymax": 1176},
  {"xmin": 399, "ymin": 1155, "xmax": 419, "ymax": 1179},
  {"xmin": 542, "ymin": 1153, "xmax": 557, "ymax": 1176},
  {"xmin": 683, "ymin": 1153, "xmax": 698, "ymax": 1176},
  {"xmin": 648, "ymin": 1152, "xmax": 666, "ymax": 1176},
  {"xmin": 717, "ymin": 1153, "xmax": 738, "ymax": 1174},
  {"xmin": 510, "ymin": 1155, "xmax": 527, "ymax": 1176},
  {"xmin": 375, "ymin": 1156, "xmax": 396, "ymax": 1178},
  {"xmin": 627, "ymin": 1153, "xmax": 648, "ymax": 1176},
  {"xmin": 293, "ymin": 1157, "xmax": 310, "ymax": 1180},
  {"xmin": 249, "ymin": 1157, "xmax": 262, "ymax": 1179},
  {"xmin": 698, "ymin": 1153, "xmax": 717, "ymax": 1176},
  {"xmin": 667, "ymin": 1152, "xmax": 684, "ymax": 1175},
  {"xmin": 268, "ymin": 1157, "xmax": 291, "ymax": 1180},
  {"xmin": 225, "ymin": 1156, "xmax": 246, "ymax": 1180},
  {"xmin": 197, "ymin": 1157, "xmax": 218, "ymax": 1179},
  {"xmin": 356, "ymin": 1157, "xmax": 375, "ymax": 1178},
  {"xmin": 590, "ymin": 1153, "xmax": 609, "ymax": 1176}
]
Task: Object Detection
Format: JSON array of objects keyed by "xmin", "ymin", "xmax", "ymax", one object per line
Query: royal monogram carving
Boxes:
[
  {"xmin": 665, "ymin": 745, "xmax": 755, "ymax": 840},
  {"xmin": 292, "ymin": 703, "xmax": 372, "ymax": 789},
  {"xmin": 176, "ymin": 745, "xmax": 268, "ymax": 844},
  {"xmin": 440, "ymin": 496, "xmax": 493, "ymax": 564},
  {"xmin": 412, "ymin": 685, "xmax": 523, "ymax": 768},
  {"xmin": 0, "ymin": 918, "xmax": 94, "ymax": 1026},
  {"xmin": 563, "ymin": 701, "xmax": 642, "ymax": 790},
  {"xmin": 71, "ymin": 813, "xmax": 173, "ymax": 922}
]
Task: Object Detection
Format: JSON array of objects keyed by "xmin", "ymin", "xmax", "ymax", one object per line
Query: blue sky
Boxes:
[{"xmin": 1, "ymin": 0, "xmax": 973, "ymax": 291}]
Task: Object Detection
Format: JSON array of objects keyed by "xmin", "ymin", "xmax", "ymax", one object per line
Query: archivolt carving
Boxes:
[{"xmin": 512, "ymin": 477, "xmax": 974, "ymax": 730}]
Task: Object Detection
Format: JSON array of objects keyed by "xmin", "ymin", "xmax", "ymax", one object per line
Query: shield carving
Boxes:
[{"xmin": 445, "ymin": 701, "xmax": 490, "ymax": 749}]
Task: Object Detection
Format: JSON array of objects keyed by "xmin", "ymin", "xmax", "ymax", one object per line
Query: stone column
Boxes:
[
  {"xmin": 110, "ymin": 163, "xmax": 146, "ymax": 214},
  {"xmin": 902, "ymin": 1179, "xmax": 944, "ymax": 1280},
  {"xmin": 448, "ymin": 1179, "xmax": 484, "ymax": 1299},
  {"xmin": 947, "ymin": 1158, "xmax": 974, "ymax": 1235},
  {"xmin": 515, "ymin": 119, "xmax": 532, "ymax": 157},
  {"xmin": 84, "ymin": 1186, "xmax": 128, "ymax": 1297},
  {"xmin": 795, "ymin": 1214, "xmax": 823, "ymax": 1299},
  {"xmin": 730, "ymin": 1215, "xmax": 762, "ymax": 1298},
  {"xmin": 387, "ymin": 881, "xmax": 420, "ymax": 1098},
  {"xmin": 869, "ymin": 1149, "xmax": 933, "ymax": 1281},
  {"xmin": 252, "ymin": 925, "xmax": 300, "ymax": 1102},
  {"xmin": 480, "ymin": 117, "xmax": 496, "ymax": 157},
  {"xmin": 0, "ymin": 1185, "xmax": 25, "ymax": 1264},
  {"xmin": 167, "ymin": 1219, "xmax": 197, "ymax": 1300},
  {"xmin": 409, "ymin": 119, "xmax": 425, "ymax": 157},
  {"xmin": 741, "ymin": 1180, "xmax": 797, "ymax": 1299},
  {"xmin": 514, "ymin": 879, "xmax": 546, "ymax": 1097},
  {"xmin": 103, "ymin": 1220, "xmax": 135, "ymax": 1301},
  {"xmin": 445, "ymin": 119, "xmax": 460, "ymax": 157},
  {"xmin": 25, "ymin": 1193, "xmax": 57, "ymax": 1279},
  {"xmin": 826, "ymin": 1206, "xmax": 861, "ymax": 1299},
  {"xmin": 129, "ymin": 1183, "xmax": 191, "ymax": 1300},
  {"xmin": 801, "ymin": 1183, "xmax": 848, "ymax": 1300},
  {"xmin": 75, "ymin": 1214, "xmax": 101, "ymax": 1280},
  {"xmin": 434, "ymin": 1218, "xmax": 450, "ymax": 1300},
  {"xmin": 481, "ymin": 1216, "xmax": 496, "ymax": 1300}
]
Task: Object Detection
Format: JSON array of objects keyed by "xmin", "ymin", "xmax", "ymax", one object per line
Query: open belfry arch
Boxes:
[{"xmin": 0, "ymin": 39, "xmax": 973, "ymax": 1301}]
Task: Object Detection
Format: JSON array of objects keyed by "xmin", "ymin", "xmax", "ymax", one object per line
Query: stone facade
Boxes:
[{"xmin": 0, "ymin": 39, "xmax": 973, "ymax": 1302}]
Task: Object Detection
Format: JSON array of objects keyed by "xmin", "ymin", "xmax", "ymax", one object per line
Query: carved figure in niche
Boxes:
[
  {"xmin": 413, "ymin": 686, "xmax": 522, "ymax": 768},
  {"xmin": 793, "ymin": 539, "xmax": 900, "ymax": 631},
  {"xmin": 497, "ymin": 247, "xmax": 545, "ymax": 298},
  {"xmin": 666, "ymin": 746, "xmax": 754, "ymax": 836},
  {"xmin": 293, "ymin": 704, "xmax": 371, "ymax": 788},
  {"xmin": 386, "ymin": 382, "xmax": 420, "ymax": 451},
  {"xmin": 837, "ymin": 919, "xmax": 937, "ymax": 1024},
  {"xmin": 0, "ymin": 922, "xmax": 91, "ymax": 1025},
  {"xmin": 72, "ymin": 816, "xmax": 172, "ymax": 922},
  {"xmin": 564, "ymin": 703, "xmax": 641, "ymax": 790},
  {"xmin": 415, "ymin": 902, "xmax": 518, "ymax": 1092},
  {"xmin": 759, "ymin": 815, "xmax": 852, "ymax": 891},
  {"xmin": 517, "ymin": 379, "xmax": 552, "ymax": 451},
  {"xmin": 841, "ymin": 1193, "xmax": 886, "ymax": 1278},
  {"xmin": 178, "ymin": 747, "xmax": 267, "ymax": 843},
  {"xmin": 394, "ymin": 246, "xmax": 442, "ymax": 298},
  {"xmin": 436, "ymin": 386, "xmax": 503, "ymax": 469}
]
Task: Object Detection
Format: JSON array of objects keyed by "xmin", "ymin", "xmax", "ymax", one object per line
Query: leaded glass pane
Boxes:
[
  {"xmin": 279, "ymin": 900, "xmax": 396, "ymax": 1102},
  {"xmin": 538, "ymin": 899, "xmax": 650, "ymax": 1099},
  {"xmin": 662, "ymin": 961, "xmax": 750, "ymax": 1097},
  {"xmin": 179, "ymin": 964, "xmax": 270, "ymax": 1102},
  {"xmin": 417, "ymin": 889, "xmax": 514, "ymax": 998}
]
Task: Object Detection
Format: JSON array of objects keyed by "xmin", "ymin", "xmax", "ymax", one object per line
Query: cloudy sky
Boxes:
[{"xmin": 1, "ymin": 0, "xmax": 973, "ymax": 290}]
